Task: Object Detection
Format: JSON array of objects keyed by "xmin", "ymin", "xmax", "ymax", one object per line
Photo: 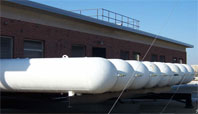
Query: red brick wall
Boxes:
[{"xmin": 0, "ymin": 17, "xmax": 186, "ymax": 63}]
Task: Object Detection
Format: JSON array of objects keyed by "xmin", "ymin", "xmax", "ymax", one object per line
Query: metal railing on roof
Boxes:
[{"xmin": 71, "ymin": 8, "xmax": 140, "ymax": 29}]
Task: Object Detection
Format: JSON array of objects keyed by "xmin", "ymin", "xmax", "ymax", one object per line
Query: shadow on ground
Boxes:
[{"xmin": 1, "ymin": 82, "xmax": 198, "ymax": 113}]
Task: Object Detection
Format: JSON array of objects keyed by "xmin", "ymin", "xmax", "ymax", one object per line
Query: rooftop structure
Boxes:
[
  {"xmin": 4, "ymin": 0, "xmax": 193, "ymax": 48},
  {"xmin": 71, "ymin": 8, "xmax": 140, "ymax": 29},
  {"xmin": 0, "ymin": 0, "xmax": 193, "ymax": 63}
]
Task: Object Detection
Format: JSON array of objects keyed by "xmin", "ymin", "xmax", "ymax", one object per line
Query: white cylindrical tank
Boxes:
[
  {"xmin": 182, "ymin": 64, "xmax": 195, "ymax": 83},
  {"xmin": 126, "ymin": 60, "xmax": 150, "ymax": 89},
  {"xmin": 142, "ymin": 61, "xmax": 162, "ymax": 88},
  {"xmin": 166, "ymin": 63, "xmax": 182, "ymax": 85},
  {"xmin": 154, "ymin": 62, "xmax": 173, "ymax": 87},
  {"xmin": 175, "ymin": 64, "xmax": 188, "ymax": 84},
  {"xmin": 108, "ymin": 59, "xmax": 135, "ymax": 92},
  {"xmin": 0, "ymin": 57, "xmax": 117, "ymax": 94}
]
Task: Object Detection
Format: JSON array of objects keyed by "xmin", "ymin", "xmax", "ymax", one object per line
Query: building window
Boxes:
[
  {"xmin": 24, "ymin": 40, "xmax": 44, "ymax": 58},
  {"xmin": 71, "ymin": 45, "xmax": 86, "ymax": 57},
  {"xmin": 151, "ymin": 54, "xmax": 158, "ymax": 62},
  {"xmin": 0, "ymin": 36, "xmax": 13, "ymax": 58},
  {"xmin": 120, "ymin": 50, "xmax": 129, "ymax": 60},
  {"xmin": 159, "ymin": 55, "xmax": 165, "ymax": 62},
  {"xmin": 179, "ymin": 58, "xmax": 183, "ymax": 64},
  {"xmin": 172, "ymin": 57, "xmax": 177, "ymax": 63},
  {"xmin": 133, "ymin": 52, "xmax": 140, "ymax": 61},
  {"xmin": 92, "ymin": 47, "xmax": 106, "ymax": 58}
]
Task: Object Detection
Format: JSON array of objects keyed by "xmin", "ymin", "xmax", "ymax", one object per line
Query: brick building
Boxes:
[{"xmin": 0, "ymin": 0, "xmax": 193, "ymax": 63}]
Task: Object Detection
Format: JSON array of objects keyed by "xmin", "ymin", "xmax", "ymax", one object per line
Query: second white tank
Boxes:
[
  {"xmin": 182, "ymin": 64, "xmax": 195, "ymax": 83},
  {"xmin": 108, "ymin": 59, "xmax": 135, "ymax": 92},
  {"xmin": 154, "ymin": 62, "xmax": 173, "ymax": 87},
  {"xmin": 126, "ymin": 60, "xmax": 150, "ymax": 89},
  {"xmin": 142, "ymin": 61, "xmax": 162, "ymax": 88},
  {"xmin": 175, "ymin": 64, "xmax": 188, "ymax": 84},
  {"xmin": 166, "ymin": 63, "xmax": 182, "ymax": 85}
]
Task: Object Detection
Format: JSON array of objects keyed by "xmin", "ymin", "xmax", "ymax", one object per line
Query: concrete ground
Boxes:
[{"xmin": 1, "ymin": 81, "xmax": 198, "ymax": 113}]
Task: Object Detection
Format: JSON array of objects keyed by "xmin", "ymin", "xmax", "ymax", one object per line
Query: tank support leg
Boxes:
[
  {"xmin": 67, "ymin": 91, "xmax": 75, "ymax": 108},
  {"xmin": 185, "ymin": 94, "xmax": 193, "ymax": 108},
  {"xmin": 68, "ymin": 96, "xmax": 72, "ymax": 108}
]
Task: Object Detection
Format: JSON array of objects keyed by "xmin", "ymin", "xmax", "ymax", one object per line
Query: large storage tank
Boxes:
[
  {"xmin": 126, "ymin": 60, "xmax": 150, "ymax": 89},
  {"xmin": 108, "ymin": 59, "xmax": 135, "ymax": 91},
  {"xmin": 182, "ymin": 64, "xmax": 195, "ymax": 83},
  {"xmin": 166, "ymin": 63, "xmax": 182, "ymax": 85},
  {"xmin": 0, "ymin": 57, "xmax": 117, "ymax": 94},
  {"xmin": 142, "ymin": 61, "xmax": 162, "ymax": 88},
  {"xmin": 154, "ymin": 62, "xmax": 173, "ymax": 87},
  {"xmin": 175, "ymin": 64, "xmax": 188, "ymax": 84}
]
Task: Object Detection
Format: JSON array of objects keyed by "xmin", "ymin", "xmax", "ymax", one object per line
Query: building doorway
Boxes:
[{"xmin": 92, "ymin": 47, "xmax": 106, "ymax": 58}]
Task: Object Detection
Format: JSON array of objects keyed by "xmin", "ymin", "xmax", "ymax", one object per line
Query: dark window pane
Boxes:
[
  {"xmin": 72, "ymin": 45, "xmax": 86, "ymax": 57},
  {"xmin": 120, "ymin": 50, "xmax": 129, "ymax": 60},
  {"xmin": 24, "ymin": 40, "xmax": 43, "ymax": 58},
  {"xmin": 151, "ymin": 54, "xmax": 158, "ymax": 62},
  {"xmin": 92, "ymin": 47, "xmax": 106, "ymax": 58},
  {"xmin": 0, "ymin": 37, "xmax": 13, "ymax": 58},
  {"xmin": 24, "ymin": 50, "xmax": 43, "ymax": 58},
  {"xmin": 24, "ymin": 40, "xmax": 43, "ymax": 50},
  {"xmin": 160, "ymin": 55, "xmax": 165, "ymax": 62}
]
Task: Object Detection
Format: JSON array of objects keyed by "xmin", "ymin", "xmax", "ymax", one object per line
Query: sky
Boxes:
[{"xmin": 30, "ymin": 0, "xmax": 198, "ymax": 65}]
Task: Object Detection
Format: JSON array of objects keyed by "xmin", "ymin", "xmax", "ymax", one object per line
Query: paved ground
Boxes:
[{"xmin": 1, "ymin": 81, "xmax": 198, "ymax": 113}]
